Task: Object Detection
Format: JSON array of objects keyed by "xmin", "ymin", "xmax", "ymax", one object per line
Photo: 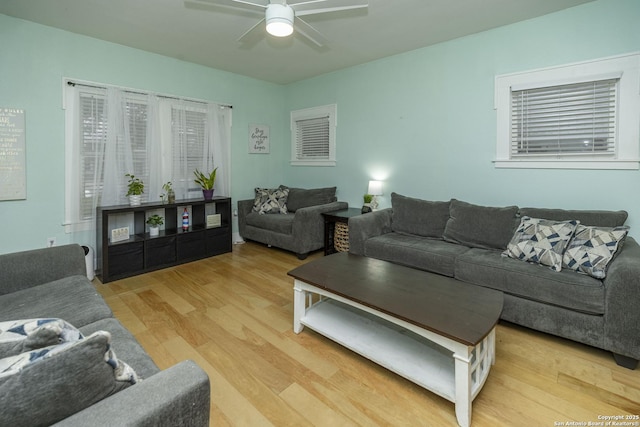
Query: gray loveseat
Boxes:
[
  {"xmin": 0, "ymin": 244, "xmax": 210, "ymax": 426},
  {"xmin": 238, "ymin": 186, "xmax": 348, "ymax": 259},
  {"xmin": 349, "ymin": 193, "xmax": 640, "ymax": 370}
]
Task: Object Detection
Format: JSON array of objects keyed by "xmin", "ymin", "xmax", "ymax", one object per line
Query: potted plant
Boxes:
[
  {"xmin": 125, "ymin": 173, "xmax": 144, "ymax": 206},
  {"xmin": 146, "ymin": 214, "xmax": 164, "ymax": 237},
  {"xmin": 362, "ymin": 194, "xmax": 373, "ymax": 213},
  {"xmin": 162, "ymin": 181, "xmax": 175, "ymax": 204},
  {"xmin": 193, "ymin": 168, "xmax": 217, "ymax": 200}
]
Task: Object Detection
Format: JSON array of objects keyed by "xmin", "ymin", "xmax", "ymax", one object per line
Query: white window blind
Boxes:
[
  {"xmin": 290, "ymin": 104, "xmax": 337, "ymax": 166},
  {"xmin": 295, "ymin": 116, "xmax": 330, "ymax": 159},
  {"xmin": 494, "ymin": 52, "xmax": 640, "ymax": 169},
  {"xmin": 171, "ymin": 107, "xmax": 207, "ymax": 194},
  {"xmin": 511, "ymin": 79, "xmax": 618, "ymax": 157}
]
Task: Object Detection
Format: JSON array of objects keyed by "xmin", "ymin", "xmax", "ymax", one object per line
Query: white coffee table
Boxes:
[{"xmin": 288, "ymin": 253, "xmax": 503, "ymax": 427}]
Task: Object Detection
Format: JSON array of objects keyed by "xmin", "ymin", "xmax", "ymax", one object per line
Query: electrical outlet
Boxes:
[{"xmin": 47, "ymin": 237, "xmax": 56, "ymax": 247}]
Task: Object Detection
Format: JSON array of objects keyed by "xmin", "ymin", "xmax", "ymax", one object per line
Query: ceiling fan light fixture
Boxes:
[{"xmin": 265, "ymin": 4, "xmax": 294, "ymax": 37}]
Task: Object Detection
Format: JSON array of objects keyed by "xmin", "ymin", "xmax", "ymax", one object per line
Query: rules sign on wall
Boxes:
[{"xmin": 0, "ymin": 108, "xmax": 26, "ymax": 201}]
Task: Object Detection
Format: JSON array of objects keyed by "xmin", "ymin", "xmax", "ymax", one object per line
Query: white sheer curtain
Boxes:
[
  {"xmin": 65, "ymin": 81, "xmax": 232, "ymax": 241},
  {"xmin": 146, "ymin": 94, "xmax": 163, "ymax": 202},
  {"xmin": 168, "ymin": 100, "xmax": 232, "ymax": 199},
  {"xmin": 100, "ymin": 87, "xmax": 134, "ymax": 207},
  {"xmin": 206, "ymin": 103, "xmax": 231, "ymax": 196}
]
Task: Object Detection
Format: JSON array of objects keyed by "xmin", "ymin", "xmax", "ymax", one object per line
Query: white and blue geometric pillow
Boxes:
[
  {"xmin": 0, "ymin": 330, "xmax": 139, "ymax": 384},
  {"xmin": 503, "ymin": 216, "xmax": 579, "ymax": 272},
  {"xmin": 0, "ymin": 318, "xmax": 83, "ymax": 359},
  {"xmin": 563, "ymin": 225, "xmax": 629, "ymax": 279},
  {"xmin": 252, "ymin": 186, "xmax": 289, "ymax": 215}
]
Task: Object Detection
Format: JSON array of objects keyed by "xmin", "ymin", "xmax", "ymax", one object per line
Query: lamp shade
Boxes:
[
  {"xmin": 367, "ymin": 180, "xmax": 383, "ymax": 196},
  {"xmin": 266, "ymin": 4, "xmax": 294, "ymax": 37}
]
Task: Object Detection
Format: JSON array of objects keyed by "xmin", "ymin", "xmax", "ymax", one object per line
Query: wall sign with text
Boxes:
[
  {"xmin": 0, "ymin": 108, "xmax": 26, "ymax": 201},
  {"xmin": 249, "ymin": 124, "xmax": 270, "ymax": 154}
]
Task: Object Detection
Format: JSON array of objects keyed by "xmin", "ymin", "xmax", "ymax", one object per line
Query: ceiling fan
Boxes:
[{"xmin": 185, "ymin": 0, "xmax": 368, "ymax": 47}]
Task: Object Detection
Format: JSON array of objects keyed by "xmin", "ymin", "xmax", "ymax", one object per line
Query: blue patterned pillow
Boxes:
[
  {"xmin": 0, "ymin": 318, "xmax": 82, "ymax": 359},
  {"xmin": 563, "ymin": 225, "xmax": 629, "ymax": 279},
  {"xmin": 0, "ymin": 331, "xmax": 139, "ymax": 426},
  {"xmin": 503, "ymin": 217, "xmax": 579, "ymax": 272}
]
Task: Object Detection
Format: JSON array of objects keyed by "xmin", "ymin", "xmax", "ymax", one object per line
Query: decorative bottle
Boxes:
[{"xmin": 182, "ymin": 208, "xmax": 189, "ymax": 231}]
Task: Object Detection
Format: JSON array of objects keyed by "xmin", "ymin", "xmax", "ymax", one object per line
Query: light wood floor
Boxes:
[{"xmin": 95, "ymin": 242, "xmax": 640, "ymax": 426}]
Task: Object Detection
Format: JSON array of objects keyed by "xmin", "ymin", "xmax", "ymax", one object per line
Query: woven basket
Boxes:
[{"xmin": 334, "ymin": 222, "xmax": 350, "ymax": 252}]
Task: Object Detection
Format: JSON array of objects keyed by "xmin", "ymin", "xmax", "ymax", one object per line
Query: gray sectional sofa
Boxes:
[
  {"xmin": 349, "ymin": 193, "xmax": 640, "ymax": 369},
  {"xmin": 0, "ymin": 244, "xmax": 210, "ymax": 426},
  {"xmin": 238, "ymin": 186, "xmax": 348, "ymax": 259}
]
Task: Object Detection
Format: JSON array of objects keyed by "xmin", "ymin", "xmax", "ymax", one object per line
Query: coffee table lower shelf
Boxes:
[{"xmin": 293, "ymin": 280, "xmax": 495, "ymax": 427}]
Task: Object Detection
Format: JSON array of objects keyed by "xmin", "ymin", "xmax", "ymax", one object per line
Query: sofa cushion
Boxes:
[
  {"xmin": 455, "ymin": 248, "xmax": 605, "ymax": 315},
  {"xmin": 253, "ymin": 186, "xmax": 289, "ymax": 214},
  {"xmin": 503, "ymin": 217, "xmax": 579, "ymax": 272},
  {"xmin": 519, "ymin": 207, "xmax": 628, "ymax": 227},
  {"xmin": 563, "ymin": 225, "xmax": 630, "ymax": 279},
  {"xmin": 0, "ymin": 276, "xmax": 113, "ymax": 327},
  {"xmin": 80, "ymin": 318, "xmax": 160, "ymax": 379},
  {"xmin": 390, "ymin": 192, "xmax": 450, "ymax": 238},
  {"xmin": 443, "ymin": 199, "xmax": 519, "ymax": 250},
  {"xmin": 0, "ymin": 318, "xmax": 82, "ymax": 359},
  {"xmin": 245, "ymin": 211, "xmax": 294, "ymax": 235},
  {"xmin": 364, "ymin": 233, "xmax": 471, "ymax": 277},
  {"xmin": 0, "ymin": 331, "xmax": 137, "ymax": 427},
  {"xmin": 286, "ymin": 187, "xmax": 337, "ymax": 212}
]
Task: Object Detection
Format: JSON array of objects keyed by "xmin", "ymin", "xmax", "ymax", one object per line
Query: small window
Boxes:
[
  {"xmin": 495, "ymin": 53, "xmax": 640, "ymax": 169},
  {"xmin": 291, "ymin": 104, "xmax": 336, "ymax": 166}
]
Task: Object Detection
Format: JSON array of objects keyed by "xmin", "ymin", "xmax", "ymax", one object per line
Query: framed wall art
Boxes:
[{"xmin": 249, "ymin": 124, "xmax": 270, "ymax": 154}]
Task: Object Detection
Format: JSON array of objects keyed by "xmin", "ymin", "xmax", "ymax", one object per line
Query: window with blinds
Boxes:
[
  {"xmin": 171, "ymin": 107, "xmax": 206, "ymax": 193},
  {"xmin": 291, "ymin": 104, "xmax": 337, "ymax": 166},
  {"xmin": 295, "ymin": 116, "xmax": 330, "ymax": 159},
  {"xmin": 511, "ymin": 79, "xmax": 617, "ymax": 157},
  {"xmin": 78, "ymin": 93, "xmax": 148, "ymax": 220},
  {"xmin": 494, "ymin": 53, "xmax": 640, "ymax": 169}
]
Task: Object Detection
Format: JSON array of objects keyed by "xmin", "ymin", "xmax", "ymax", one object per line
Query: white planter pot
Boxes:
[
  {"xmin": 129, "ymin": 195, "xmax": 141, "ymax": 206},
  {"xmin": 149, "ymin": 226, "xmax": 159, "ymax": 237}
]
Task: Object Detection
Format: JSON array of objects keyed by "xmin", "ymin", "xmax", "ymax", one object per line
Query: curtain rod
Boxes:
[{"xmin": 66, "ymin": 80, "xmax": 232, "ymax": 109}]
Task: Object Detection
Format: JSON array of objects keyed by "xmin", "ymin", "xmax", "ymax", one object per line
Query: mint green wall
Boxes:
[
  {"xmin": 283, "ymin": 0, "xmax": 640, "ymax": 237},
  {"xmin": 1, "ymin": 0, "xmax": 640, "ymax": 255},
  {"xmin": 0, "ymin": 14, "xmax": 288, "ymax": 254}
]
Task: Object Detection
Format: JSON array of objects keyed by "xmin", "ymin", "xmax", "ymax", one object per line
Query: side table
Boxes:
[{"xmin": 322, "ymin": 208, "xmax": 364, "ymax": 255}]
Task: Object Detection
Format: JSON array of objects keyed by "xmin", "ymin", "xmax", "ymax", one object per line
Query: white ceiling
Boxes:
[{"xmin": 0, "ymin": 0, "xmax": 595, "ymax": 85}]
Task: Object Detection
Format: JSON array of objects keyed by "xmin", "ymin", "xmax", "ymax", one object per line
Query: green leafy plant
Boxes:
[
  {"xmin": 146, "ymin": 214, "xmax": 164, "ymax": 227},
  {"xmin": 125, "ymin": 174, "xmax": 144, "ymax": 196},
  {"xmin": 193, "ymin": 168, "xmax": 218, "ymax": 190},
  {"xmin": 363, "ymin": 194, "xmax": 373, "ymax": 203},
  {"xmin": 162, "ymin": 182, "xmax": 173, "ymax": 193}
]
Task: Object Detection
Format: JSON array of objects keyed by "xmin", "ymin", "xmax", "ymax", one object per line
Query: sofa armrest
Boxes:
[
  {"xmin": 603, "ymin": 237, "xmax": 640, "ymax": 361},
  {"xmin": 54, "ymin": 360, "xmax": 210, "ymax": 427},
  {"xmin": 291, "ymin": 201, "xmax": 348, "ymax": 246},
  {"xmin": 237, "ymin": 199, "xmax": 255, "ymax": 238},
  {"xmin": 348, "ymin": 209, "xmax": 393, "ymax": 256},
  {"xmin": 0, "ymin": 244, "xmax": 87, "ymax": 296}
]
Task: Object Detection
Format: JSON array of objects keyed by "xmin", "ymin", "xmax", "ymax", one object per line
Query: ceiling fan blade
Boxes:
[
  {"xmin": 237, "ymin": 17, "xmax": 266, "ymax": 42},
  {"xmin": 293, "ymin": 17, "xmax": 328, "ymax": 47},
  {"xmin": 185, "ymin": 0, "xmax": 266, "ymax": 13},
  {"xmin": 290, "ymin": 0, "xmax": 368, "ymax": 16}
]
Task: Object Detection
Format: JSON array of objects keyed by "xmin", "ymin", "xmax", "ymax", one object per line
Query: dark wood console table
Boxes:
[{"xmin": 97, "ymin": 197, "xmax": 232, "ymax": 283}]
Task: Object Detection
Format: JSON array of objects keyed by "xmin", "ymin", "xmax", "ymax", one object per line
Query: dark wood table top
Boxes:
[
  {"xmin": 321, "ymin": 208, "xmax": 363, "ymax": 221},
  {"xmin": 288, "ymin": 252, "xmax": 503, "ymax": 346}
]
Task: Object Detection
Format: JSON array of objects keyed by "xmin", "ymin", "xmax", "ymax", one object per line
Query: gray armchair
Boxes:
[{"xmin": 238, "ymin": 186, "xmax": 348, "ymax": 259}]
